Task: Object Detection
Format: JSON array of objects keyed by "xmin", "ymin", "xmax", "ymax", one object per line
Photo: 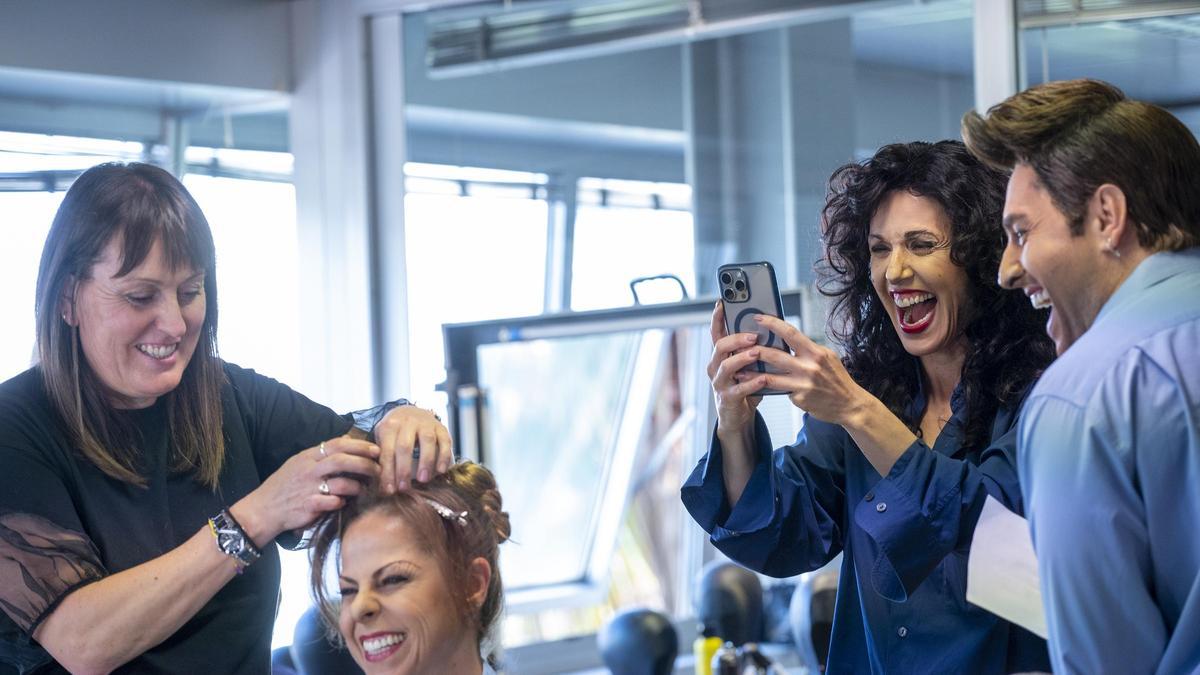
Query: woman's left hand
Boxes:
[
  {"xmin": 743, "ymin": 315, "xmax": 871, "ymax": 425},
  {"xmin": 374, "ymin": 405, "xmax": 453, "ymax": 492}
]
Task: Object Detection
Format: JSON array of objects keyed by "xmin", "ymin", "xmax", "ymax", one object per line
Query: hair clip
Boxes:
[{"xmin": 424, "ymin": 497, "xmax": 468, "ymax": 527}]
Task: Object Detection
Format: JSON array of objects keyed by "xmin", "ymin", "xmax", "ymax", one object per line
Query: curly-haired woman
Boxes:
[
  {"xmin": 682, "ymin": 140, "xmax": 1055, "ymax": 673},
  {"xmin": 310, "ymin": 461, "xmax": 510, "ymax": 675}
]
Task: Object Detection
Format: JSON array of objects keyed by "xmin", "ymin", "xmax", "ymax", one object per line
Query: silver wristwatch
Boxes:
[{"xmin": 209, "ymin": 508, "xmax": 261, "ymax": 570}]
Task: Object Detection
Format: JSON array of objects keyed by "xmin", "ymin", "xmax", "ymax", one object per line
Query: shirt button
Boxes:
[
  {"xmin": 876, "ymin": 502, "xmax": 887, "ymax": 513},
  {"xmin": 864, "ymin": 492, "xmax": 874, "ymax": 502},
  {"xmin": 898, "ymin": 626, "xmax": 908, "ymax": 638}
]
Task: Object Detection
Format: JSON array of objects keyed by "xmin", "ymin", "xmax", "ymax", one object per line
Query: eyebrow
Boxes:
[
  {"xmin": 868, "ymin": 229, "xmax": 939, "ymax": 240},
  {"xmin": 1001, "ymin": 214, "xmax": 1025, "ymax": 231},
  {"xmin": 339, "ymin": 559, "xmax": 419, "ymax": 586},
  {"xmin": 123, "ymin": 272, "xmax": 205, "ymax": 285}
]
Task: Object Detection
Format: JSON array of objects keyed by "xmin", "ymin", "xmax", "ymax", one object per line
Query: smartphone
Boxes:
[{"xmin": 717, "ymin": 261, "xmax": 789, "ymax": 395}]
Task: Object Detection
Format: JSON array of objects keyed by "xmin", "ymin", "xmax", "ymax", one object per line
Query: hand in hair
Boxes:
[
  {"xmin": 232, "ymin": 437, "xmax": 381, "ymax": 546},
  {"xmin": 373, "ymin": 405, "xmax": 454, "ymax": 492}
]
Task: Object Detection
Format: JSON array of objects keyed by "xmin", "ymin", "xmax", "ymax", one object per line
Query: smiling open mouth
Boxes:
[
  {"xmin": 894, "ymin": 292, "xmax": 936, "ymax": 334},
  {"xmin": 136, "ymin": 343, "xmax": 178, "ymax": 360},
  {"xmin": 361, "ymin": 632, "xmax": 406, "ymax": 663}
]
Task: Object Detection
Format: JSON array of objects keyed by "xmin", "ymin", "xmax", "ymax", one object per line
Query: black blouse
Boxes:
[{"xmin": 0, "ymin": 363, "xmax": 353, "ymax": 674}]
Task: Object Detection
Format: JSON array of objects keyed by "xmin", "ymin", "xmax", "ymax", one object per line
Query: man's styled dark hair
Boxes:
[
  {"xmin": 962, "ymin": 78, "xmax": 1200, "ymax": 251},
  {"xmin": 818, "ymin": 141, "xmax": 1055, "ymax": 451}
]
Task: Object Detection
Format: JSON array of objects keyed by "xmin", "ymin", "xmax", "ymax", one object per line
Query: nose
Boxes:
[
  {"xmin": 884, "ymin": 248, "xmax": 911, "ymax": 284},
  {"xmin": 997, "ymin": 242, "xmax": 1024, "ymax": 290},
  {"xmin": 156, "ymin": 297, "xmax": 187, "ymax": 337},
  {"xmin": 349, "ymin": 590, "xmax": 380, "ymax": 624}
]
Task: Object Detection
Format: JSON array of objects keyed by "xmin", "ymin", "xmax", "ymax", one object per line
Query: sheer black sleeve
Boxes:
[{"xmin": 0, "ymin": 512, "xmax": 106, "ymax": 634}]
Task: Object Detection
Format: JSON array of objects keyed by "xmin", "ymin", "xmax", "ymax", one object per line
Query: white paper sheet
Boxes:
[{"xmin": 966, "ymin": 495, "xmax": 1048, "ymax": 639}]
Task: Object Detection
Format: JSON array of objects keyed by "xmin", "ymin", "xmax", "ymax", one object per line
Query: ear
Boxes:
[
  {"xmin": 1088, "ymin": 183, "xmax": 1131, "ymax": 250},
  {"xmin": 465, "ymin": 557, "xmax": 492, "ymax": 610},
  {"xmin": 59, "ymin": 276, "xmax": 79, "ymax": 327}
]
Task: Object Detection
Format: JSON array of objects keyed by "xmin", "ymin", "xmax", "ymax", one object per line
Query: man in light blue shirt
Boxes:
[{"xmin": 962, "ymin": 79, "xmax": 1200, "ymax": 674}]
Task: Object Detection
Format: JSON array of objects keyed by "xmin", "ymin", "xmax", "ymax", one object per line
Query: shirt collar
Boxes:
[
  {"xmin": 907, "ymin": 359, "xmax": 967, "ymax": 420},
  {"xmin": 1096, "ymin": 247, "xmax": 1200, "ymax": 325}
]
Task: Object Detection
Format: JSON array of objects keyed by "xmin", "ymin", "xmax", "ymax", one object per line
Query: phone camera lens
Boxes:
[
  {"xmin": 734, "ymin": 279, "xmax": 746, "ymax": 291},
  {"xmin": 723, "ymin": 288, "xmax": 735, "ymax": 301},
  {"xmin": 720, "ymin": 272, "xmax": 733, "ymax": 285}
]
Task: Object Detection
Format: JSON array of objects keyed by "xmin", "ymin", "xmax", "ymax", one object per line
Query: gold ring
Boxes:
[{"xmin": 319, "ymin": 441, "xmax": 327, "ymax": 457}]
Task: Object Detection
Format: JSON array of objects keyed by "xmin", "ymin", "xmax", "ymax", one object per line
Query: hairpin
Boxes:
[{"xmin": 424, "ymin": 497, "xmax": 468, "ymax": 527}]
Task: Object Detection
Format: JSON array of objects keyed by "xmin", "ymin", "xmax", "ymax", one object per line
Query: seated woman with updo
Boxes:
[{"xmin": 309, "ymin": 461, "xmax": 510, "ymax": 675}]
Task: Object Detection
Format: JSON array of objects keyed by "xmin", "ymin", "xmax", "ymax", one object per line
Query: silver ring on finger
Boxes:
[
  {"xmin": 319, "ymin": 480, "xmax": 331, "ymax": 495},
  {"xmin": 318, "ymin": 441, "xmax": 327, "ymax": 457}
]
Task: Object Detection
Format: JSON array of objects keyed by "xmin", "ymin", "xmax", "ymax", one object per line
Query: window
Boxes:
[
  {"xmin": 403, "ymin": 163, "xmax": 550, "ymax": 408},
  {"xmin": 181, "ymin": 150, "xmax": 301, "ymax": 388},
  {"xmin": 571, "ymin": 177, "xmax": 695, "ymax": 311},
  {"xmin": 0, "ymin": 131, "xmax": 145, "ymax": 382}
]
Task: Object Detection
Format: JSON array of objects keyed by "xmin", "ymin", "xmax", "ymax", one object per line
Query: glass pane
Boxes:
[
  {"xmin": 0, "ymin": 130, "xmax": 141, "ymax": 382},
  {"xmin": 571, "ymin": 179, "xmax": 696, "ymax": 311},
  {"xmin": 1020, "ymin": 11, "xmax": 1200, "ymax": 135},
  {"xmin": 404, "ymin": 191, "xmax": 548, "ymax": 404},
  {"xmin": 0, "ymin": 192, "xmax": 62, "ymax": 381},
  {"xmin": 182, "ymin": 174, "xmax": 302, "ymax": 389},
  {"xmin": 479, "ymin": 331, "xmax": 644, "ymax": 587}
]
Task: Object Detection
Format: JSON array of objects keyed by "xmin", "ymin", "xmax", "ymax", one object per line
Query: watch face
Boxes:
[{"xmin": 212, "ymin": 511, "xmax": 260, "ymax": 566}]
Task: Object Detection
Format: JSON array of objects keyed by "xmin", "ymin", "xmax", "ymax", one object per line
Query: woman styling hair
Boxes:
[{"xmin": 0, "ymin": 162, "xmax": 453, "ymax": 673}]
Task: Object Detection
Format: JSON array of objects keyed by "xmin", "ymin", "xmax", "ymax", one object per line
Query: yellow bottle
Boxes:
[{"xmin": 693, "ymin": 635, "xmax": 723, "ymax": 675}]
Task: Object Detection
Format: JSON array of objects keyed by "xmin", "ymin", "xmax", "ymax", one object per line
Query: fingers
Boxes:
[
  {"xmin": 315, "ymin": 453, "xmax": 381, "ymax": 483},
  {"xmin": 707, "ymin": 332, "xmax": 761, "ymax": 380},
  {"xmin": 710, "ymin": 302, "xmax": 729, "ymax": 345},
  {"xmin": 435, "ymin": 426, "xmax": 453, "ymax": 475},
  {"xmin": 315, "ymin": 437, "xmax": 380, "ymax": 460},
  {"xmin": 415, "ymin": 426, "xmax": 439, "ymax": 484},
  {"xmin": 755, "ymin": 314, "xmax": 814, "ymax": 355},
  {"xmin": 319, "ymin": 475, "xmax": 368, "ymax": 498},
  {"xmin": 389, "ymin": 425, "xmax": 420, "ymax": 491},
  {"xmin": 713, "ymin": 348, "xmax": 763, "ymax": 390}
]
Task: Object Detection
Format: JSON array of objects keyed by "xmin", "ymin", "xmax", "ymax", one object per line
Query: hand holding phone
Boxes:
[{"xmin": 716, "ymin": 261, "xmax": 789, "ymax": 395}]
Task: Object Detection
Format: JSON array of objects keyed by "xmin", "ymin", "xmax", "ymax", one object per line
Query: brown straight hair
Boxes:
[
  {"xmin": 34, "ymin": 162, "xmax": 226, "ymax": 489},
  {"xmin": 962, "ymin": 78, "xmax": 1200, "ymax": 252}
]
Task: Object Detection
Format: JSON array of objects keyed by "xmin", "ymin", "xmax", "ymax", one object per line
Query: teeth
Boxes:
[
  {"xmin": 893, "ymin": 292, "xmax": 934, "ymax": 308},
  {"xmin": 1029, "ymin": 290, "xmax": 1052, "ymax": 309},
  {"xmin": 137, "ymin": 344, "xmax": 178, "ymax": 360},
  {"xmin": 362, "ymin": 633, "xmax": 404, "ymax": 654}
]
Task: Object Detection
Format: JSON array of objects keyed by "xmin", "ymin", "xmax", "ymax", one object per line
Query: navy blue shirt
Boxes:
[{"xmin": 682, "ymin": 387, "xmax": 1050, "ymax": 674}]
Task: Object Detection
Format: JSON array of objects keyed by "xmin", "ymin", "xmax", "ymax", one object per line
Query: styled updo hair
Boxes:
[{"xmin": 309, "ymin": 461, "xmax": 511, "ymax": 654}]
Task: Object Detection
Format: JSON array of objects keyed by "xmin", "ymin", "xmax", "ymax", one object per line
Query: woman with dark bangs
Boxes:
[
  {"xmin": 0, "ymin": 162, "xmax": 452, "ymax": 673},
  {"xmin": 683, "ymin": 140, "xmax": 1055, "ymax": 673}
]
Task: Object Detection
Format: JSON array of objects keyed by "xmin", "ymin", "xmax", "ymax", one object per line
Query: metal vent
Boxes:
[
  {"xmin": 424, "ymin": 0, "xmax": 878, "ymax": 77},
  {"xmin": 1019, "ymin": 0, "xmax": 1200, "ymax": 27}
]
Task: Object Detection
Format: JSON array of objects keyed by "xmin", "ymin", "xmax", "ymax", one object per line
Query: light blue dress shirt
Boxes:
[{"xmin": 1018, "ymin": 247, "xmax": 1200, "ymax": 675}]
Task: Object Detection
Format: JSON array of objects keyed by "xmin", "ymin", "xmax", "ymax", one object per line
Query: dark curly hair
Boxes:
[{"xmin": 817, "ymin": 140, "xmax": 1055, "ymax": 451}]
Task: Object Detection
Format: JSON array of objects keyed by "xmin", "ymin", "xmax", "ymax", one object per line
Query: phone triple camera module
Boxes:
[{"xmin": 719, "ymin": 268, "xmax": 750, "ymax": 302}]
